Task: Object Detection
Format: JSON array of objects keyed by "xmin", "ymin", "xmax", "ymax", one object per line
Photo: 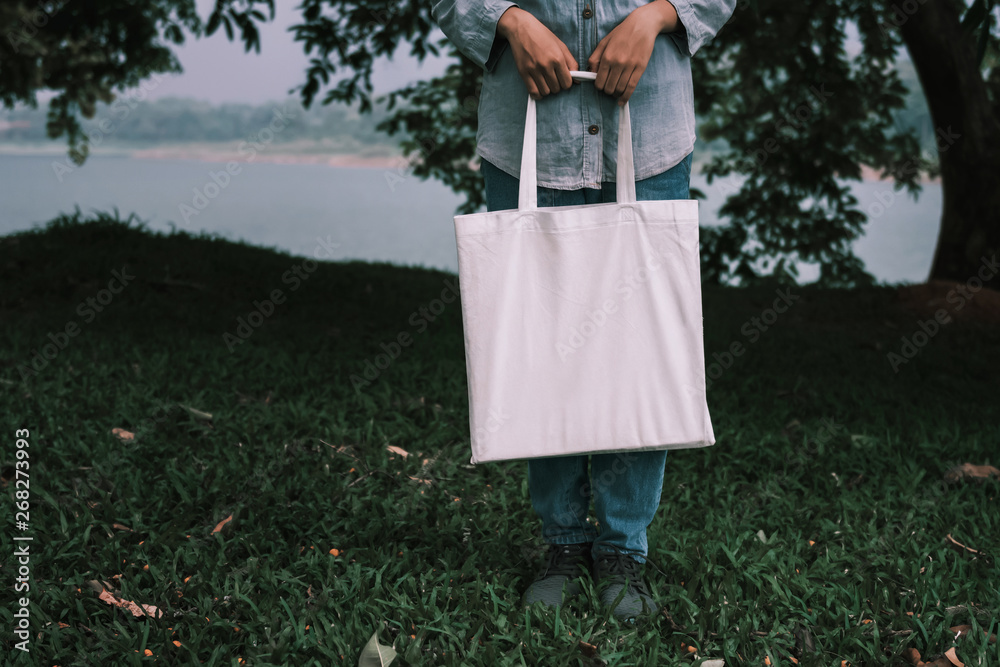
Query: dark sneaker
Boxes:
[
  {"xmin": 592, "ymin": 547, "xmax": 658, "ymax": 621},
  {"xmin": 521, "ymin": 542, "xmax": 594, "ymax": 608}
]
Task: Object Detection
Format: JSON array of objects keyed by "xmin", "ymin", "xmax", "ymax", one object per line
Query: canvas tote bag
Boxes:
[{"xmin": 455, "ymin": 71, "xmax": 715, "ymax": 465}]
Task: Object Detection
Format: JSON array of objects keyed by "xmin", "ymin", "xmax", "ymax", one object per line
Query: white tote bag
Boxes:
[{"xmin": 455, "ymin": 72, "xmax": 715, "ymax": 465}]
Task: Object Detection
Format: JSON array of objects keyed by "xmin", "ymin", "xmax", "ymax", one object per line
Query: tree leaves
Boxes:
[{"xmin": 0, "ymin": 0, "xmax": 275, "ymax": 165}]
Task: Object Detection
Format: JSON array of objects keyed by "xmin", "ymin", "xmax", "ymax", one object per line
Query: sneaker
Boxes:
[
  {"xmin": 592, "ymin": 547, "xmax": 658, "ymax": 621},
  {"xmin": 521, "ymin": 542, "xmax": 594, "ymax": 608}
]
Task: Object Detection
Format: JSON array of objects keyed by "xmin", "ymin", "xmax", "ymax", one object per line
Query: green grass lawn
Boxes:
[{"xmin": 1, "ymin": 209, "xmax": 997, "ymax": 666}]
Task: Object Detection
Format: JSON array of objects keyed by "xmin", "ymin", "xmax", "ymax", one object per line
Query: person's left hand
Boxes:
[{"xmin": 587, "ymin": 1, "xmax": 679, "ymax": 106}]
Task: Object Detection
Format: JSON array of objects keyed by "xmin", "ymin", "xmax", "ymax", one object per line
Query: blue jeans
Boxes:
[{"xmin": 479, "ymin": 152, "xmax": 693, "ymax": 564}]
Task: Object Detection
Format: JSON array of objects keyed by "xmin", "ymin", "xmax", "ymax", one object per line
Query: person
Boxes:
[{"xmin": 431, "ymin": 0, "xmax": 736, "ymax": 621}]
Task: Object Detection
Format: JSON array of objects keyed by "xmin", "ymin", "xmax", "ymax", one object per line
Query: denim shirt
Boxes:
[{"xmin": 431, "ymin": 0, "xmax": 737, "ymax": 190}]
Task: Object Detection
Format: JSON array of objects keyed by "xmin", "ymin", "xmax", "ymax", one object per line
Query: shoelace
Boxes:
[
  {"xmin": 539, "ymin": 544, "xmax": 590, "ymax": 579},
  {"xmin": 595, "ymin": 544, "xmax": 656, "ymax": 596}
]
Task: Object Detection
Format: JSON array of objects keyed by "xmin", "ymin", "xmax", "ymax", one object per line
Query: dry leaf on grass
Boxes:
[
  {"xmin": 943, "ymin": 647, "xmax": 965, "ymax": 667},
  {"xmin": 902, "ymin": 645, "xmax": 968, "ymax": 667},
  {"xmin": 211, "ymin": 514, "xmax": 233, "ymax": 534},
  {"xmin": 579, "ymin": 641, "xmax": 598, "ymax": 657},
  {"xmin": 90, "ymin": 582, "xmax": 163, "ymax": 619},
  {"xmin": 944, "ymin": 463, "xmax": 1000, "ymax": 483},
  {"xmin": 111, "ymin": 428, "xmax": 134, "ymax": 441},
  {"xmin": 386, "ymin": 446, "xmax": 409, "ymax": 458},
  {"xmin": 407, "ymin": 476, "xmax": 433, "ymax": 485},
  {"xmin": 112, "ymin": 523, "xmax": 133, "ymax": 532}
]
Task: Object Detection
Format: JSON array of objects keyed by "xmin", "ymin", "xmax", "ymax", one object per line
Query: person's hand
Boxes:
[
  {"xmin": 587, "ymin": 1, "xmax": 679, "ymax": 106},
  {"xmin": 497, "ymin": 7, "xmax": 578, "ymax": 100}
]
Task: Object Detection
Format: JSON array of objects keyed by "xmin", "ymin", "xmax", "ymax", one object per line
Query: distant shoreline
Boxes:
[{"xmin": 0, "ymin": 144, "xmax": 941, "ymax": 184}]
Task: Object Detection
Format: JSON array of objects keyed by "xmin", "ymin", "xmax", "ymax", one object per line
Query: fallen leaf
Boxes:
[
  {"xmin": 407, "ymin": 476, "xmax": 432, "ymax": 485},
  {"xmin": 358, "ymin": 631, "xmax": 397, "ymax": 667},
  {"xmin": 386, "ymin": 445, "xmax": 409, "ymax": 458},
  {"xmin": 757, "ymin": 529, "xmax": 767, "ymax": 543},
  {"xmin": 112, "ymin": 523, "xmax": 133, "ymax": 532},
  {"xmin": 579, "ymin": 641, "xmax": 598, "ymax": 657},
  {"xmin": 943, "ymin": 463, "xmax": 1000, "ymax": 483},
  {"xmin": 211, "ymin": 515, "xmax": 233, "ymax": 534},
  {"xmin": 901, "ymin": 648, "xmax": 921, "ymax": 665},
  {"xmin": 112, "ymin": 428, "xmax": 134, "ymax": 441},
  {"xmin": 701, "ymin": 661, "xmax": 725, "ymax": 667},
  {"xmin": 944, "ymin": 647, "xmax": 964, "ymax": 667},
  {"xmin": 96, "ymin": 587, "xmax": 163, "ymax": 618}
]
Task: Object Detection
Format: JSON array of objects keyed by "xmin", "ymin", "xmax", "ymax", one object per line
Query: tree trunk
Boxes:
[{"xmin": 897, "ymin": 0, "xmax": 1000, "ymax": 283}]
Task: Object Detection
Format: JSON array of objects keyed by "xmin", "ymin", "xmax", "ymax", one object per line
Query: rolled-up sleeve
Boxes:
[
  {"xmin": 666, "ymin": 0, "xmax": 738, "ymax": 58},
  {"xmin": 431, "ymin": 0, "xmax": 519, "ymax": 72}
]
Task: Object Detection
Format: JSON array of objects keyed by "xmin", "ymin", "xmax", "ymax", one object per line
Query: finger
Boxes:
[
  {"xmin": 533, "ymin": 72, "xmax": 552, "ymax": 98},
  {"xmin": 612, "ymin": 65, "xmax": 634, "ymax": 97},
  {"xmin": 601, "ymin": 64, "xmax": 625, "ymax": 98},
  {"xmin": 539, "ymin": 66, "xmax": 561, "ymax": 96},
  {"xmin": 555, "ymin": 60, "xmax": 573, "ymax": 91},
  {"xmin": 618, "ymin": 69, "xmax": 642, "ymax": 106},
  {"xmin": 525, "ymin": 77, "xmax": 542, "ymax": 100},
  {"xmin": 587, "ymin": 37, "xmax": 608, "ymax": 74},
  {"xmin": 559, "ymin": 47, "xmax": 577, "ymax": 88}
]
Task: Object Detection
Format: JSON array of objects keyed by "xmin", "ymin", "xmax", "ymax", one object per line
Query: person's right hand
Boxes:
[{"xmin": 497, "ymin": 7, "xmax": 578, "ymax": 100}]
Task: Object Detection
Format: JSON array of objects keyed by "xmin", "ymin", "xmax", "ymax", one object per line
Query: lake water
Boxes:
[{"xmin": 0, "ymin": 154, "xmax": 941, "ymax": 285}]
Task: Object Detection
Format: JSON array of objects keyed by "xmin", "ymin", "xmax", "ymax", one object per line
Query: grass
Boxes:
[{"xmin": 0, "ymin": 208, "xmax": 997, "ymax": 667}]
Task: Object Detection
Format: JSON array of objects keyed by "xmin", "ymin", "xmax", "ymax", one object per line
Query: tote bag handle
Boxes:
[{"xmin": 517, "ymin": 70, "xmax": 637, "ymax": 210}]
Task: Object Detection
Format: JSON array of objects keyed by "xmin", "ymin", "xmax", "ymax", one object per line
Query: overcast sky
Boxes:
[{"xmin": 143, "ymin": 0, "xmax": 449, "ymax": 105}]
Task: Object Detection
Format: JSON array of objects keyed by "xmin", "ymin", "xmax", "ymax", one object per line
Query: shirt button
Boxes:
[
  {"xmin": 588, "ymin": 124, "xmax": 599, "ymax": 135},
  {"xmin": 582, "ymin": 7, "xmax": 593, "ymax": 18}
]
